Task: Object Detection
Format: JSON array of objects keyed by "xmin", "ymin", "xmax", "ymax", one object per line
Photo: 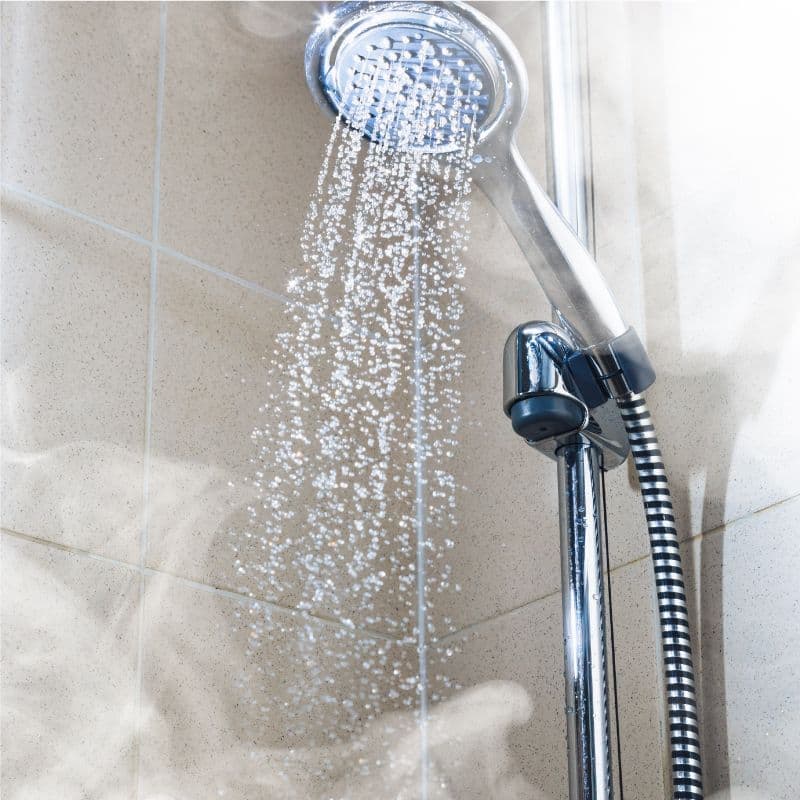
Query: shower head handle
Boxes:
[{"xmin": 475, "ymin": 141, "xmax": 626, "ymax": 346}]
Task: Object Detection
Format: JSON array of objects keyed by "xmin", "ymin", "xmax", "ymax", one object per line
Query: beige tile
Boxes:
[
  {"xmin": 158, "ymin": 1, "xmax": 325, "ymax": 288},
  {"xmin": 588, "ymin": 1, "xmax": 800, "ymax": 541},
  {"xmin": 609, "ymin": 204, "xmax": 800, "ymax": 542},
  {"xmin": 145, "ymin": 254, "xmax": 277, "ymax": 583},
  {"xmin": 428, "ymin": 187, "xmax": 560, "ymax": 635},
  {"xmin": 683, "ymin": 495, "xmax": 800, "ymax": 798},
  {"xmin": 626, "ymin": 2, "xmax": 800, "ymax": 230},
  {"xmin": 147, "ymin": 255, "xmax": 419, "ymax": 637},
  {"xmin": 0, "ymin": 1, "xmax": 160, "ymax": 236},
  {"xmin": 588, "ymin": 2, "xmax": 800, "ymax": 238},
  {"xmin": 0, "ymin": 533, "xmax": 140, "ymax": 800},
  {"xmin": 606, "ymin": 557, "xmax": 666, "ymax": 800},
  {"xmin": 1, "ymin": 192, "xmax": 150, "ymax": 563},
  {"xmin": 429, "ymin": 556, "xmax": 666, "ymax": 799},
  {"xmin": 583, "ymin": 2, "xmax": 652, "ymax": 332},
  {"xmin": 428, "ymin": 592, "xmax": 567, "ymax": 799},
  {"xmin": 586, "ymin": 2, "xmax": 672, "ymax": 239},
  {"xmin": 139, "ymin": 573, "xmax": 422, "ymax": 799}
]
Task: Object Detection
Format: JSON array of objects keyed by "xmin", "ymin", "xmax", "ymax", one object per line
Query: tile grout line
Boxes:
[
  {"xmin": 4, "ymin": 478, "xmax": 796, "ymax": 654},
  {"xmin": 432, "ymin": 488, "xmax": 800, "ymax": 646},
  {"xmin": 432, "ymin": 589, "xmax": 564, "ymax": 647},
  {"xmin": 1, "ymin": 184, "xmax": 392, "ymax": 343},
  {"xmin": 411, "ymin": 198, "xmax": 429, "ymax": 800},
  {"xmin": 431, "ymin": 555, "xmax": 658, "ymax": 646},
  {"xmin": 0, "ymin": 180, "xmax": 293, "ymax": 306},
  {"xmin": 134, "ymin": 5, "xmax": 167, "ymax": 798},
  {"xmin": 157, "ymin": 243, "xmax": 292, "ymax": 305},
  {"xmin": 0, "ymin": 181, "xmax": 152, "ymax": 247},
  {"xmin": 0, "ymin": 527, "xmax": 403, "ymax": 644}
]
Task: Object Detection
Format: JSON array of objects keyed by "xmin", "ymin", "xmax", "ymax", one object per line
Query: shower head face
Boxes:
[{"xmin": 305, "ymin": 1, "xmax": 527, "ymax": 154}]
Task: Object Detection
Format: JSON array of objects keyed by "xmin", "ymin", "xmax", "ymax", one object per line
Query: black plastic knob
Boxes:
[{"xmin": 509, "ymin": 395, "xmax": 586, "ymax": 443}]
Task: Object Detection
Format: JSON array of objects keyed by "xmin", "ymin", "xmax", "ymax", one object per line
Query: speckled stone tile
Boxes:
[
  {"xmin": 682, "ymin": 495, "xmax": 800, "ymax": 798},
  {"xmin": 1, "ymin": 1, "xmax": 160, "ymax": 236},
  {"xmin": 0, "ymin": 533, "xmax": 140, "ymax": 800},
  {"xmin": 157, "ymin": 1, "xmax": 325, "ymax": 289},
  {"xmin": 427, "ymin": 186, "xmax": 560, "ymax": 637},
  {"xmin": 1, "ymin": 191, "xmax": 150, "ymax": 563},
  {"xmin": 606, "ymin": 557, "xmax": 666, "ymax": 800},
  {"xmin": 145, "ymin": 254, "xmax": 282, "ymax": 584},
  {"xmin": 138, "ymin": 572, "xmax": 422, "ymax": 799},
  {"xmin": 626, "ymin": 207, "xmax": 800, "ymax": 542},
  {"xmin": 428, "ymin": 555, "xmax": 666, "ymax": 799},
  {"xmin": 146, "ymin": 255, "xmax": 419, "ymax": 637},
  {"xmin": 428, "ymin": 591, "xmax": 567, "ymax": 799}
]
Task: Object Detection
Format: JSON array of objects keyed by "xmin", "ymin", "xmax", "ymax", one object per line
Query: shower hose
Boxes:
[{"xmin": 617, "ymin": 393, "xmax": 703, "ymax": 800}]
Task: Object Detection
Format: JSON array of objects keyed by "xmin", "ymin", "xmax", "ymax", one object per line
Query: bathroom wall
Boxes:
[
  {"xmin": 1, "ymin": 2, "xmax": 559, "ymax": 796},
  {"xmin": 583, "ymin": 3, "xmax": 800, "ymax": 796},
  {"xmin": 2, "ymin": 3, "xmax": 798, "ymax": 800}
]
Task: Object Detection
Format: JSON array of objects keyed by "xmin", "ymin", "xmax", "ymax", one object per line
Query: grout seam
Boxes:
[
  {"xmin": 0, "ymin": 182, "xmax": 366, "ymax": 339},
  {"xmin": 433, "ymin": 488, "xmax": 800, "ymax": 645},
  {"xmin": 157, "ymin": 244, "xmax": 292, "ymax": 305},
  {"xmin": 4, "ymin": 485, "xmax": 796, "ymax": 652},
  {"xmin": 680, "ymin": 489, "xmax": 800, "ymax": 542},
  {"xmin": 0, "ymin": 527, "xmax": 401, "ymax": 644},
  {"xmin": 134, "ymin": 6, "xmax": 167, "ymax": 797},
  {"xmin": 0, "ymin": 181, "xmax": 152, "ymax": 247},
  {"xmin": 0, "ymin": 181, "xmax": 290, "ymax": 308},
  {"xmin": 411, "ymin": 198, "xmax": 429, "ymax": 799},
  {"xmin": 433, "ymin": 589, "xmax": 564, "ymax": 646}
]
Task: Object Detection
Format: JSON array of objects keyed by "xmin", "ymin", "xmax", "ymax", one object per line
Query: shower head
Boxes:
[
  {"xmin": 305, "ymin": 1, "xmax": 526, "ymax": 154},
  {"xmin": 305, "ymin": 1, "xmax": 655, "ymax": 397}
]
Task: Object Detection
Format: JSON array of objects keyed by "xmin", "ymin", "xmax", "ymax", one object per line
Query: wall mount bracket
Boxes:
[{"xmin": 502, "ymin": 320, "xmax": 630, "ymax": 470}]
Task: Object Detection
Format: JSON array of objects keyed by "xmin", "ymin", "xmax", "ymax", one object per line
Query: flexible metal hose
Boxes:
[{"xmin": 617, "ymin": 393, "xmax": 703, "ymax": 800}]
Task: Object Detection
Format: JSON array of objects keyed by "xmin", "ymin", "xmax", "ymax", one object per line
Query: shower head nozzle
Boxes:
[{"xmin": 305, "ymin": 1, "xmax": 527, "ymax": 153}]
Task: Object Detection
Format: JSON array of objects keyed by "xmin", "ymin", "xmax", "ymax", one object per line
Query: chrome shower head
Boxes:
[
  {"xmin": 305, "ymin": 1, "xmax": 654, "ymax": 396},
  {"xmin": 305, "ymin": 1, "xmax": 526, "ymax": 153}
]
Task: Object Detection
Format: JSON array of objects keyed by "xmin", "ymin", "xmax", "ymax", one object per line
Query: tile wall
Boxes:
[
  {"xmin": 2, "ymin": 2, "xmax": 798, "ymax": 799},
  {"xmin": 583, "ymin": 3, "xmax": 800, "ymax": 796}
]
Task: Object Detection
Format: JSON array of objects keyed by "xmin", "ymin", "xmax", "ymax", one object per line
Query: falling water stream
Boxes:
[{"xmin": 228, "ymin": 44, "xmax": 482, "ymax": 795}]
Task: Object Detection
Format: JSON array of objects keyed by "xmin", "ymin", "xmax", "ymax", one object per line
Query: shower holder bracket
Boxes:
[
  {"xmin": 502, "ymin": 321, "xmax": 630, "ymax": 469},
  {"xmin": 576, "ymin": 326, "xmax": 656, "ymax": 400}
]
